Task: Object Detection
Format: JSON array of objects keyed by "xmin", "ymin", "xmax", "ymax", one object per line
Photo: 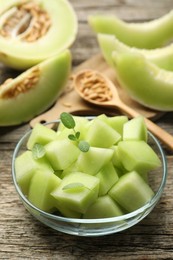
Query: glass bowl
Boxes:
[{"xmin": 12, "ymin": 118, "xmax": 167, "ymax": 237}]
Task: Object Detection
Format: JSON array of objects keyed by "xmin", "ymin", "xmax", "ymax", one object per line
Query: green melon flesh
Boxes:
[
  {"xmin": 83, "ymin": 195, "xmax": 123, "ymax": 219},
  {"xmin": 45, "ymin": 139, "xmax": 80, "ymax": 170},
  {"xmin": 96, "ymin": 162, "xmax": 119, "ymax": 196},
  {"xmin": 0, "ymin": 50, "xmax": 71, "ymax": 126},
  {"xmin": 0, "ymin": 0, "xmax": 77, "ymax": 69},
  {"xmin": 123, "ymin": 116, "xmax": 147, "ymax": 142},
  {"xmin": 15, "ymin": 150, "xmax": 53, "ymax": 195},
  {"xmin": 28, "ymin": 170, "xmax": 61, "ymax": 212},
  {"xmin": 98, "ymin": 114, "xmax": 128, "ymax": 136},
  {"xmin": 55, "ymin": 203, "xmax": 82, "ymax": 219},
  {"xmin": 51, "ymin": 172, "xmax": 100, "ymax": 213},
  {"xmin": 111, "ymin": 145, "xmax": 124, "ymax": 170},
  {"xmin": 109, "ymin": 171, "xmax": 154, "ymax": 212},
  {"xmin": 86, "ymin": 118, "xmax": 121, "ymax": 148},
  {"xmin": 117, "ymin": 140, "xmax": 161, "ymax": 173},
  {"xmin": 76, "ymin": 147, "xmax": 114, "ymax": 175},
  {"xmin": 27, "ymin": 123, "xmax": 58, "ymax": 150}
]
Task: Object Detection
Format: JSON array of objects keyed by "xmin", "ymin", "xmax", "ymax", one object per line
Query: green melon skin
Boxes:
[
  {"xmin": 28, "ymin": 170, "xmax": 61, "ymax": 212},
  {"xmin": 0, "ymin": 49, "xmax": 71, "ymax": 126},
  {"xmin": 112, "ymin": 51, "xmax": 173, "ymax": 111},
  {"xmin": 83, "ymin": 195, "xmax": 123, "ymax": 219},
  {"xmin": 97, "ymin": 33, "xmax": 173, "ymax": 71},
  {"xmin": 0, "ymin": 0, "xmax": 78, "ymax": 70},
  {"xmin": 88, "ymin": 11, "xmax": 173, "ymax": 49},
  {"xmin": 15, "ymin": 150, "xmax": 53, "ymax": 195},
  {"xmin": 109, "ymin": 171, "xmax": 154, "ymax": 212}
]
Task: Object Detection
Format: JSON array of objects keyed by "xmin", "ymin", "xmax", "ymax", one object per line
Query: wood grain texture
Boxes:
[{"xmin": 1, "ymin": 0, "xmax": 173, "ymax": 259}]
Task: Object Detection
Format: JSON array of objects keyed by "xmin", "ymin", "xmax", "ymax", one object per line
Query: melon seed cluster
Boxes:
[{"xmin": 0, "ymin": 1, "xmax": 51, "ymax": 42}]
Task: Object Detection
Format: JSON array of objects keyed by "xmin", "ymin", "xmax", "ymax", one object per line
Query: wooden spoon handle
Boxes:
[
  {"xmin": 144, "ymin": 117, "xmax": 173, "ymax": 151},
  {"xmin": 118, "ymin": 101, "xmax": 173, "ymax": 151}
]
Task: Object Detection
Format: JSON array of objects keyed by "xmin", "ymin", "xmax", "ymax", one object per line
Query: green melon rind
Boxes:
[
  {"xmin": 0, "ymin": 49, "xmax": 71, "ymax": 126},
  {"xmin": 0, "ymin": 0, "xmax": 78, "ymax": 69}
]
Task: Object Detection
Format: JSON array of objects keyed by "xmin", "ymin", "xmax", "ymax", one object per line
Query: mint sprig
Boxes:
[{"xmin": 60, "ymin": 112, "xmax": 90, "ymax": 152}]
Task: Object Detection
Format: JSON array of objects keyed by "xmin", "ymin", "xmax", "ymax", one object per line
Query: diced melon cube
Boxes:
[
  {"xmin": 51, "ymin": 172, "xmax": 100, "ymax": 213},
  {"xmin": 86, "ymin": 118, "xmax": 121, "ymax": 148},
  {"xmin": 96, "ymin": 162, "xmax": 119, "ymax": 196},
  {"xmin": 109, "ymin": 171, "xmax": 154, "ymax": 212},
  {"xmin": 76, "ymin": 146, "xmax": 114, "ymax": 175},
  {"xmin": 27, "ymin": 123, "xmax": 57, "ymax": 150},
  {"xmin": 55, "ymin": 203, "xmax": 82, "ymax": 218},
  {"xmin": 123, "ymin": 116, "xmax": 147, "ymax": 142},
  {"xmin": 45, "ymin": 139, "xmax": 80, "ymax": 170},
  {"xmin": 106, "ymin": 115, "xmax": 128, "ymax": 136},
  {"xmin": 28, "ymin": 170, "xmax": 61, "ymax": 212},
  {"xmin": 61, "ymin": 161, "xmax": 80, "ymax": 178},
  {"xmin": 117, "ymin": 140, "xmax": 161, "ymax": 173},
  {"xmin": 111, "ymin": 145, "xmax": 125, "ymax": 170},
  {"xmin": 15, "ymin": 150, "xmax": 53, "ymax": 195},
  {"xmin": 83, "ymin": 195, "xmax": 123, "ymax": 218}
]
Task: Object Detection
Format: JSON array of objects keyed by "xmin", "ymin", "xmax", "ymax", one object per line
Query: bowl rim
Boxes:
[{"xmin": 12, "ymin": 118, "xmax": 168, "ymax": 224}]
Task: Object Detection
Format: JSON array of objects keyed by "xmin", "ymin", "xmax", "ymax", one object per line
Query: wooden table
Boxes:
[{"xmin": 1, "ymin": 1, "xmax": 173, "ymax": 259}]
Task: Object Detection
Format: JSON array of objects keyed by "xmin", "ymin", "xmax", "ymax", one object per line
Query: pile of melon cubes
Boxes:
[{"xmin": 15, "ymin": 114, "xmax": 161, "ymax": 219}]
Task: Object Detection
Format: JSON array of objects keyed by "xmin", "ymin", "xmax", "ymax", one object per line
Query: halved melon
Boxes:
[
  {"xmin": 0, "ymin": 0, "xmax": 77, "ymax": 69},
  {"xmin": 0, "ymin": 49, "xmax": 71, "ymax": 126}
]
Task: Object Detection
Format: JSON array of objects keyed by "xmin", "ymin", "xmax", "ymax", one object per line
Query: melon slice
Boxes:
[
  {"xmin": 109, "ymin": 171, "xmax": 154, "ymax": 212},
  {"xmin": 0, "ymin": 49, "xmax": 71, "ymax": 126}
]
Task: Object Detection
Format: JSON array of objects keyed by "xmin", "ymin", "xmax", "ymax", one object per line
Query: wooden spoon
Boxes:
[{"xmin": 74, "ymin": 69, "xmax": 173, "ymax": 151}]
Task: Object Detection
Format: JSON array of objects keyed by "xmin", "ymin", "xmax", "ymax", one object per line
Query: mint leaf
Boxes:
[
  {"xmin": 63, "ymin": 182, "xmax": 85, "ymax": 191},
  {"xmin": 75, "ymin": 131, "xmax": 80, "ymax": 139},
  {"xmin": 60, "ymin": 112, "xmax": 75, "ymax": 129},
  {"xmin": 68, "ymin": 134, "xmax": 76, "ymax": 141},
  {"xmin": 78, "ymin": 140, "xmax": 90, "ymax": 152},
  {"xmin": 32, "ymin": 143, "xmax": 45, "ymax": 159}
]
